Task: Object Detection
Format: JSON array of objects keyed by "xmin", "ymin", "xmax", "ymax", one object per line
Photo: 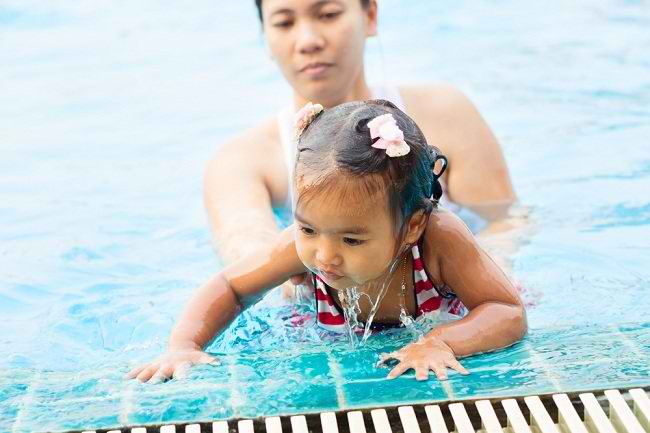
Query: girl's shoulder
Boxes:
[{"xmin": 421, "ymin": 207, "xmax": 479, "ymax": 264}]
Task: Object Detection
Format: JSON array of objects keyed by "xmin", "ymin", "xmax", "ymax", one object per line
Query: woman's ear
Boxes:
[
  {"xmin": 364, "ymin": 0, "xmax": 378, "ymax": 37},
  {"xmin": 403, "ymin": 210, "xmax": 428, "ymax": 246}
]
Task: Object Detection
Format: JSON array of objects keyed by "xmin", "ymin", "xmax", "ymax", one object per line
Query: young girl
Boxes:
[{"xmin": 127, "ymin": 100, "xmax": 526, "ymax": 383}]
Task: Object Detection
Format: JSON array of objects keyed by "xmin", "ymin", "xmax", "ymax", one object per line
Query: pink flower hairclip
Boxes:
[
  {"xmin": 367, "ymin": 114, "xmax": 410, "ymax": 157},
  {"xmin": 293, "ymin": 102, "xmax": 324, "ymax": 140}
]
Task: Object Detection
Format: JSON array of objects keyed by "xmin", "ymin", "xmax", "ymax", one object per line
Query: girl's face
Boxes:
[
  {"xmin": 294, "ymin": 187, "xmax": 402, "ymax": 290},
  {"xmin": 261, "ymin": 0, "xmax": 377, "ymax": 104}
]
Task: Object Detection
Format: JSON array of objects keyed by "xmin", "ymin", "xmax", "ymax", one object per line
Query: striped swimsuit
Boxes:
[{"xmin": 314, "ymin": 243, "xmax": 466, "ymax": 333}]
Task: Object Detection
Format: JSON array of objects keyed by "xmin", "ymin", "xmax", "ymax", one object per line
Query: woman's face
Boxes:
[
  {"xmin": 294, "ymin": 185, "xmax": 401, "ymax": 291},
  {"xmin": 261, "ymin": 0, "xmax": 377, "ymax": 103}
]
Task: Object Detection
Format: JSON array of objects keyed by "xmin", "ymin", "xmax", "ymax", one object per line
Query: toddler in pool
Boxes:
[{"xmin": 126, "ymin": 100, "xmax": 527, "ymax": 383}]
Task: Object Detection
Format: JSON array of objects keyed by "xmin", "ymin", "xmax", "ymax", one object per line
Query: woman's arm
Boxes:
[
  {"xmin": 402, "ymin": 85, "xmax": 526, "ymax": 276},
  {"xmin": 401, "ymin": 85, "xmax": 517, "ymax": 223},
  {"xmin": 203, "ymin": 122, "xmax": 289, "ymax": 264}
]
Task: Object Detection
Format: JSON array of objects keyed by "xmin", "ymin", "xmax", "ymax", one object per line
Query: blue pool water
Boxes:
[{"xmin": 1, "ymin": 0, "xmax": 650, "ymax": 431}]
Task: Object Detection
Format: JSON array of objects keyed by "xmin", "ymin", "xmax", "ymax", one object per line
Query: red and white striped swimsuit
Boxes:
[{"xmin": 314, "ymin": 243, "xmax": 466, "ymax": 333}]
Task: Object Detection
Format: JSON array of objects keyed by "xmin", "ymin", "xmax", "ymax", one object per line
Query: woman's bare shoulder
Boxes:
[
  {"xmin": 217, "ymin": 117, "xmax": 281, "ymax": 158},
  {"xmin": 399, "ymin": 84, "xmax": 477, "ymax": 124},
  {"xmin": 205, "ymin": 116, "xmax": 282, "ymax": 179}
]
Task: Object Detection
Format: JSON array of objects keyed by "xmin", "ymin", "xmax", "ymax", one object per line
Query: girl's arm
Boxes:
[
  {"xmin": 423, "ymin": 210, "xmax": 527, "ymax": 355},
  {"xmin": 126, "ymin": 226, "xmax": 306, "ymax": 382},
  {"xmin": 382, "ymin": 210, "xmax": 526, "ymax": 381}
]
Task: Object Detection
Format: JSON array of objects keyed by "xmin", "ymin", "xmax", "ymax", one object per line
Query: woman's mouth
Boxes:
[{"xmin": 300, "ymin": 62, "xmax": 333, "ymax": 77}]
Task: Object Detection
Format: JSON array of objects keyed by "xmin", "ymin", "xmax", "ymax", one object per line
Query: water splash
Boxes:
[
  {"xmin": 335, "ymin": 250, "xmax": 415, "ymax": 346},
  {"xmin": 337, "ymin": 287, "xmax": 363, "ymax": 346}
]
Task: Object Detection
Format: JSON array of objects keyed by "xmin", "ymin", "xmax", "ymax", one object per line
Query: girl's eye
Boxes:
[
  {"xmin": 300, "ymin": 227, "xmax": 316, "ymax": 236},
  {"xmin": 343, "ymin": 237, "xmax": 364, "ymax": 246}
]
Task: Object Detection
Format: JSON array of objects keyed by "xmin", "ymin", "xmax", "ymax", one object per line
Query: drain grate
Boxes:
[{"xmin": 76, "ymin": 387, "xmax": 650, "ymax": 433}]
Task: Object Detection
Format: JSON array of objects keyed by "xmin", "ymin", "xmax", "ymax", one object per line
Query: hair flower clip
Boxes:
[
  {"xmin": 367, "ymin": 114, "xmax": 410, "ymax": 157},
  {"xmin": 294, "ymin": 102, "xmax": 324, "ymax": 140}
]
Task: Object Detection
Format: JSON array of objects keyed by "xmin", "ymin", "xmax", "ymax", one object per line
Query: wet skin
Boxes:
[{"xmin": 126, "ymin": 186, "xmax": 526, "ymax": 383}]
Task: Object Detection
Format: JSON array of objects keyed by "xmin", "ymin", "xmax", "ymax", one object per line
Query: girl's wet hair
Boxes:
[
  {"xmin": 295, "ymin": 100, "xmax": 447, "ymax": 231},
  {"xmin": 254, "ymin": 0, "xmax": 372, "ymax": 23}
]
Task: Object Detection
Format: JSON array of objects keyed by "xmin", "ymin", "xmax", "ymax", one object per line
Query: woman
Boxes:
[{"xmin": 204, "ymin": 0, "xmax": 516, "ymax": 290}]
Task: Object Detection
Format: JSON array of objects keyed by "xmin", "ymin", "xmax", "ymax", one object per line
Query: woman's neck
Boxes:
[{"xmin": 292, "ymin": 74, "xmax": 372, "ymax": 110}]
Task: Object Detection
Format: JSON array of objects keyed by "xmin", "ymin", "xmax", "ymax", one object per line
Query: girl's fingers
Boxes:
[
  {"xmin": 136, "ymin": 364, "xmax": 159, "ymax": 383},
  {"xmin": 414, "ymin": 365, "xmax": 429, "ymax": 381},
  {"xmin": 124, "ymin": 364, "xmax": 147, "ymax": 380},
  {"xmin": 198, "ymin": 353, "xmax": 220, "ymax": 366},
  {"xmin": 446, "ymin": 359, "xmax": 469, "ymax": 375},
  {"xmin": 431, "ymin": 364, "xmax": 448, "ymax": 381},
  {"xmin": 173, "ymin": 362, "xmax": 191, "ymax": 380},
  {"xmin": 377, "ymin": 351, "xmax": 402, "ymax": 366},
  {"xmin": 150, "ymin": 364, "xmax": 175, "ymax": 383},
  {"xmin": 387, "ymin": 362, "xmax": 411, "ymax": 379},
  {"xmin": 376, "ymin": 354, "xmax": 389, "ymax": 366}
]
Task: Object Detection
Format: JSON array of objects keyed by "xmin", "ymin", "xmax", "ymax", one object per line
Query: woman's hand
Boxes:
[
  {"xmin": 124, "ymin": 348, "xmax": 219, "ymax": 383},
  {"xmin": 377, "ymin": 337, "xmax": 469, "ymax": 381},
  {"xmin": 281, "ymin": 273, "xmax": 314, "ymax": 301}
]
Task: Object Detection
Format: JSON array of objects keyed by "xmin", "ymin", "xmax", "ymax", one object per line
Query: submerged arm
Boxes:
[
  {"xmin": 402, "ymin": 85, "xmax": 521, "ymax": 241},
  {"xmin": 203, "ymin": 126, "xmax": 287, "ymax": 264}
]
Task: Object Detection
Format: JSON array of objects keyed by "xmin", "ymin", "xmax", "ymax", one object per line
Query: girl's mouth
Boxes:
[{"xmin": 319, "ymin": 270, "xmax": 343, "ymax": 282}]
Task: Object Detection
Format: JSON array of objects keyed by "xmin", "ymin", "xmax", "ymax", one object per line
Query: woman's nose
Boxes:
[
  {"xmin": 296, "ymin": 23, "xmax": 325, "ymax": 54},
  {"xmin": 315, "ymin": 241, "xmax": 342, "ymax": 267}
]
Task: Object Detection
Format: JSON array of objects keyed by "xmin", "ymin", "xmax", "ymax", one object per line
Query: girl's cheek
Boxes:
[{"xmin": 294, "ymin": 239, "xmax": 313, "ymax": 269}]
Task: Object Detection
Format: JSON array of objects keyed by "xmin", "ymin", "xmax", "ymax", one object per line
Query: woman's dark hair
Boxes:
[
  {"xmin": 254, "ymin": 0, "xmax": 372, "ymax": 23},
  {"xmin": 295, "ymin": 100, "xmax": 447, "ymax": 231}
]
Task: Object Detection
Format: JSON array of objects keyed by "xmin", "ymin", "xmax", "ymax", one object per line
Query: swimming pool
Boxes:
[{"xmin": 1, "ymin": 0, "xmax": 649, "ymax": 431}]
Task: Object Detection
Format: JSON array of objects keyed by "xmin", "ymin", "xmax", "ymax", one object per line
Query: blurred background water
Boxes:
[{"xmin": 1, "ymin": 0, "xmax": 650, "ymax": 431}]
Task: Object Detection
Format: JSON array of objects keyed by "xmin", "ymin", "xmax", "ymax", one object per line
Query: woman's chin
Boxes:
[{"xmin": 298, "ymin": 81, "xmax": 341, "ymax": 104}]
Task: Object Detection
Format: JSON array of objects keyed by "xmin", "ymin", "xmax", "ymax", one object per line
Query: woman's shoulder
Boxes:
[
  {"xmin": 398, "ymin": 83, "xmax": 478, "ymax": 125},
  {"xmin": 218, "ymin": 117, "xmax": 281, "ymax": 156},
  {"xmin": 206, "ymin": 116, "xmax": 282, "ymax": 178},
  {"xmin": 204, "ymin": 116, "xmax": 287, "ymax": 201}
]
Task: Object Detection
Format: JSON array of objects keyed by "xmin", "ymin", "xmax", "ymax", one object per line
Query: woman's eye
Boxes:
[
  {"xmin": 319, "ymin": 12, "xmax": 341, "ymax": 21},
  {"xmin": 343, "ymin": 237, "xmax": 364, "ymax": 246},
  {"xmin": 272, "ymin": 20, "xmax": 293, "ymax": 28},
  {"xmin": 300, "ymin": 227, "xmax": 316, "ymax": 236}
]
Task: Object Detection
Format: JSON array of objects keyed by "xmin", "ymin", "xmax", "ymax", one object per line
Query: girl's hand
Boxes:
[
  {"xmin": 377, "ymin": 337, "xmax": 469, "ymax": 381},
  {"xmin": 124, "ymin": 349, "xmax": 219, "ymax": 383}
]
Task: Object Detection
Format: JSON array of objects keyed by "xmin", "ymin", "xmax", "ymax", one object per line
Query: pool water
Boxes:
[{"xmin": 1, "ymin": 0, "xmax": 650, "ymax": 432}]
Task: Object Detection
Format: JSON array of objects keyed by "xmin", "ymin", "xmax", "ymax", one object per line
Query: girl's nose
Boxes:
[
  {"xmin": 296, "ymin": 23, "xmax": 325, "ymax": 54},
  {"xmin": 315, "ymin": 241, "xmax": 342, "ymax": 267}
]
